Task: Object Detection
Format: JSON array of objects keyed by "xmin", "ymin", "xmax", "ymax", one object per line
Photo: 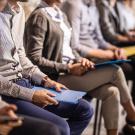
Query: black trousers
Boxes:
[
  {"xmin": 120, "ymin": 55, "xmax": 135, "ymax": 104},
  {"xmin": 9, "ymin": 116, "xmax": 60, "ymax": 135}
]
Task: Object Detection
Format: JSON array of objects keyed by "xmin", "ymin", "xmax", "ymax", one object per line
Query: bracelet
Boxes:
[{"xmin": 112, "ymin": 50, "xmax": 117, "ymax": 60}]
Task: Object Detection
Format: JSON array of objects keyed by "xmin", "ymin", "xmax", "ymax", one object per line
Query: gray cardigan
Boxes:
[
  {"xmin": 97, "ymin": 0, "xmax": 127, "ymax": 45},
  {"xmin": 24, "ymin": 1, "xmax": 81, "ymax": 80},
  {"xmin": 0, "ymin": 4, "xmax": 46, "ymax": 101}
]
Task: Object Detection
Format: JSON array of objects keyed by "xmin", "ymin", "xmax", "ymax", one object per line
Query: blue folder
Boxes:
[
  {"xmin": 95, "ymin": 59, "xmax": 131, "ymax": 68},
  {"xmin": 33, "ymin": 87, "xmax": 86, "ymax": 104}
]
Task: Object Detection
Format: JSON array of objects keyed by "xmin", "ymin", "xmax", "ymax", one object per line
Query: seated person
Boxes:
[
  {"xmin": 24, "ymin": 0, "xmax": 135, "ymax": 135},
  {"xmin": 62, "ymin": 0, "xmax": 135, "ymax": 106},
  {"xmin": 117, "ymin": 0, "xmax": 135, "ymax": 37},
  {"xmin": 0, "ymin": 0, "xmax": 93, "ymax": 135},
  {"xmin": 0, "ymin": 97, "xmax": 60, "ymax": 135},
  {"xmin": 96, "ymin": 0, "xmax": 135, "ymax": 46}
]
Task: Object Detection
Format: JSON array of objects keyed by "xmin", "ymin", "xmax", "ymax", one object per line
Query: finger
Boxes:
[
  {"xmin": 55, "ymin": 85, "xmax": 61, "ymax": 92},
  {"xmin": 4, "ymin": 105, "xmax": 17, "ymax": 112},
  {"xmin": 61, "ymin": 84, "xmax": 68, "ymax": 90},
  {"xmin": 8, "ymin": 110, "xmax": 18, "ymax": 119},
  {"xmin": 46, "ymin": 90, "xmax": 56, "ymax": 97},
  {"xmin": 82, "ymin": 59, "xmax": 86, "ymax": 67},
  {"xmin": 45, "ymin": 95, "xmax": 58, "ymax": 105},
  {"xmin": 89, "ymin": 62, "xmax": 95, "ymax": 69},
  {"xmin": 42, "ymin": 104, "xmax": 48, "ymax": 108},
  {"xmin": 86, "ymin": 61, "xmax": 91, "ymax": 68},
  {"xmin": 43, "ymin": 101, "xmax": 54, "ymax": 106},
  {"xmin": 8, "ymin": 120, "xmax": 22, "ymax": 128}
]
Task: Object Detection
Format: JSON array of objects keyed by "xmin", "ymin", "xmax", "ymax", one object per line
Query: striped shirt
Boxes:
[{"xmin": 0, "ymin": 3, "xmax": 46, "ymax": 101}]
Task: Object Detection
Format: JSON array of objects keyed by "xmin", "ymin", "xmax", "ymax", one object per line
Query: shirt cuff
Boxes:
[
  {"xmin": 19, "ymin": 87, "xmax": 35, "ymax": 101},
  {"xmin": 31, "ymin": 69, "xmax": 47, "ymax": 85}
]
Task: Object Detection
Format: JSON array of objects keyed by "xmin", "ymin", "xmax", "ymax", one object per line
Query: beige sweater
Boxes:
[{"xmin": 0, "ymin": 3, "xmax": 46, "ymax": 101}]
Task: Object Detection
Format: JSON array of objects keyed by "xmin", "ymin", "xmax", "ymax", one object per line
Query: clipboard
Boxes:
[
  {"xmin": 95, "ymin": 59, "xmax": 131, "ymax": 68},
  {"xmin": 33, "ymin": 87, "xmax": 86, "ymax": 104}
]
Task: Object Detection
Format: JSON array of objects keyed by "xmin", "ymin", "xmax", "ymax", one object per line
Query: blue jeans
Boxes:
[{"xmin": 2, "ymin": 79, "xmax": 93, "ymax": 135}]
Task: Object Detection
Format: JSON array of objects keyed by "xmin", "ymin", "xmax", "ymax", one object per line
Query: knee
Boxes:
[
  {"xmin": 58, "ymin": 118, "xmax": 70, "ymax": 135},
  {"xmin": 77, "ymin": 99, "xmax": 94, "ymax": 121},
  {"xmin": 46, "ymin": 124, "xmax": 61, "ymax": 135},
  {"xmin": 103, "ymin": 85, "xmax": 120, "ymax": 102},
  {"xmin": 112, "ymin": 65, "xmax": 124, "ymax": 75}
]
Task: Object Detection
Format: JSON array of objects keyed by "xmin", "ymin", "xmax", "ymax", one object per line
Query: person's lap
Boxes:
[
  {"xmin": 58, "ymin": 65, "xmax": 130, "ymax": 103},
  {"xmin": 2, "ymin": 95, "xmax": 70, "ymax": 135},
  {"xmin": 58, "ymin": 65, "xmax": 118, "ymax": 92},
  {"xmin": 10, "ymin": 115, "xmax": 60, "ymax": 135},
  {"xmin": 2, "ymin": 79, "xmax": 93, "ymax": 135}
]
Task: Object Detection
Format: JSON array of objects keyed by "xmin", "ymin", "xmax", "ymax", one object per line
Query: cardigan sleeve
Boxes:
[{"xmin": 0, "ymin": 75, "xmax": 35, "ymax": 101}]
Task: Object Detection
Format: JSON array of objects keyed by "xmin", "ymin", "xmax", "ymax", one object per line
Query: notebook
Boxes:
[
  {"xmin": 33, "ymin": 87, "xmax": 86, "ymax": 104},
  {"xmin": 123, "ymin": 46, "xmax": 135, "ymax": 57},
  {"xmin": 95, "ymin": 59, "xmax": 131, "ymax": 68}
]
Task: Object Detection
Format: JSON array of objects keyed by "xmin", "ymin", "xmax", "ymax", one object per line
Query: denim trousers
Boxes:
[
  {"xmin": 10, "ymin": 115, "xmax": 61, "ymax": 135},
  {"xmin": 2, "ymin": 78, "xmax": 93, "ymax": 135}
]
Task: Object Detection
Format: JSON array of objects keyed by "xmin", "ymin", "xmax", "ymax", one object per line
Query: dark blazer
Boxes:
[
  {"xmin": 97, "ymin": 0, "xmax": 127, "ymax": 45},
  {"xmin": 24, "ymin": 1, "xmax": 80, "ymax": 80}
]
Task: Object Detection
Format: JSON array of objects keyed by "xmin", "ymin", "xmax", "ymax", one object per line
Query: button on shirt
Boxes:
[{"xmin": 0, "ymin": 3, "xmax": 46, "ymax": 101}]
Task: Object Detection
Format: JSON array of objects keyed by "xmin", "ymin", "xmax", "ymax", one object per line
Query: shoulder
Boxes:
[
  {"xmin": 27, "ymin": 8, "xmax": 48, "ymax": 25},
  {"xmin": 62, "ymin": 0, "xmax": 82, "ymax": 11},
  {"xmin": 97, "ymin": 0, "xmax": 109, "ymax": 8}
]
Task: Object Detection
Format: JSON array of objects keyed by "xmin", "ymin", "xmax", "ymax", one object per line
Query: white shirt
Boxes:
[
  {"xmin": 118, "ymin": 3, "xmax": 135, "ymax": 30},
  {"xmin": 45, "ymin": 7, "xmax": 75, "ymax": 64}
]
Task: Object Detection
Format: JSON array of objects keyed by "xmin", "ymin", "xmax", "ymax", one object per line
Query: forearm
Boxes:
[
  {"xmin": 0, "ymin": 76, "xmax": 35, "ymax": 101},
  {"xmin": 28, "ymin": 55, "xmax": 69, "ymax": 74},
  {"xmin": 87, "ymin": 49, "xmax": 114, "ymax": 59},
  {"xmin": 116, "ymin": 34, "xmax": 129, "ymax": 42},
  {"xmin": 106, "ymin": 44, "xmax": 118, "ymax": 51}
]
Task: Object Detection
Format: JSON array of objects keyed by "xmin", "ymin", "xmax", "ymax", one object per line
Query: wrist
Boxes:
[
  {"xmin": 42, "ymin": 76, "xmax": 55, "ymax": 88},
  {"xmin": 41, "ymin": 76, "xmax": 50, "ymax": 87},
  {"xmin": 112, "ymin": 50, "xmax": 116, "ymax": 59}
]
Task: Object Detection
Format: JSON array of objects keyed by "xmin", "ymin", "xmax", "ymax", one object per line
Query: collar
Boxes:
[
  {"xmin": 37, "ymin": 1, "xmax": 49, "ymax": 9},
  {"xmin": 45, "ymin": 6, "xmax": 63, "ymax": 22},
  {"xmin": 3, "ymin": 2, "xmax": 20, "ymax": 16}
]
